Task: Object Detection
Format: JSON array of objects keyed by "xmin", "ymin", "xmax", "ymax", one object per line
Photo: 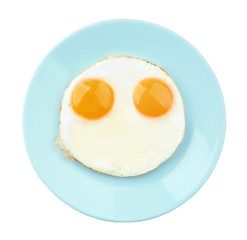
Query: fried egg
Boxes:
[{"xmin": 56, "ymin": 56, "xmax": 185, "ymax": 177}]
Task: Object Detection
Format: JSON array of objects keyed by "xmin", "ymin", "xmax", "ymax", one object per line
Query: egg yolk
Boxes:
[
  {"xmin": 71, "ymin": 79, "xmax": 114, "ymax": 120},
  {"xmin": 133, "ymin": 78, "xmax": 173, "ymax": 117}
]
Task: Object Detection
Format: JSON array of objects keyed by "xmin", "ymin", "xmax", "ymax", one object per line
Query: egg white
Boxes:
[{"xmin": 57, "ymin": 56, "xmax": 185, "ymax": 177}]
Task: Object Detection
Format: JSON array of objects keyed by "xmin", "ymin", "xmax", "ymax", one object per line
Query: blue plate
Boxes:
[{"xmin": 23, "ymin": 19, "xmax": 226, "ymax": 222}]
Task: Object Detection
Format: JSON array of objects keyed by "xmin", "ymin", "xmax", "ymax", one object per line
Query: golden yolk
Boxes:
[
  {"xmin": 133, "ymin": 77, "xmax": 173, "ymax": 117},
  {"xmin": 71, "ymin": 79, "xmax": 114, "ymax": 120}
]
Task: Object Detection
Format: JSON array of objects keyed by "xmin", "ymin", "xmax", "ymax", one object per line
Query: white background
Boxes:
[{"xmin": 0, "ymin": 0, "xmax": 247, "ymax": 239}]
